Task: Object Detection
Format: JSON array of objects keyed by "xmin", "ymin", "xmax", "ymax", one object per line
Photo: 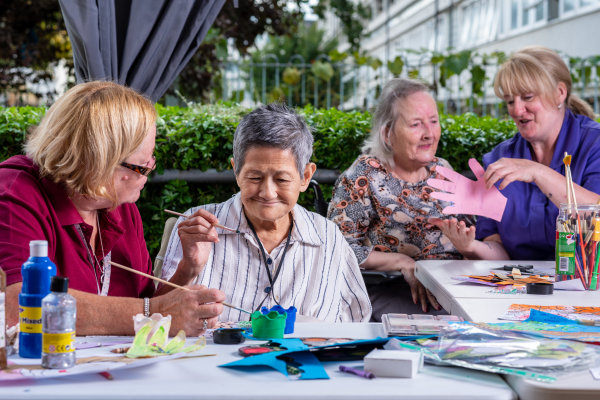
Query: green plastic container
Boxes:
[{"xmin": 250, "ymin": 311, "xmax": 286, "ymax": 339}]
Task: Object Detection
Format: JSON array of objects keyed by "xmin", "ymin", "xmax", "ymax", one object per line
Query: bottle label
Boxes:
[
  {"xmin": 19, "ymin": 306, "xmax": 42, "ymax": 334},
  {"xmin": 42, "ymin": 332, "xmax": 76, "ymax": 354},
  {"xmin": 555, "ymin": 231, "xmax": 576, "ymax": 275}
]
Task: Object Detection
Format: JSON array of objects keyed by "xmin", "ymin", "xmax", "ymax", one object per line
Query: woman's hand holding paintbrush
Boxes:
[
  {"xmin": 159, "ymin": 209, "xmax": 252, "ymax": 315},
  {"xmin": 164, "ymin": 209, "xmax": 240, "ymax": 233}
]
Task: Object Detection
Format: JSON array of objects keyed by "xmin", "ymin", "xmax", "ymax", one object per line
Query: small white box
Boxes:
[{"xmin": 364, "ymin": 349, "xmax": 423, "ymax": 378}]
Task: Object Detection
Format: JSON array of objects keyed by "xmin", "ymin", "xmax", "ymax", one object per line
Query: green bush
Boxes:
[
  {"xmin": 0, "ymin": 104, "xmax": 517, "ymax": 255},
  {"xmin": 438, "ymin": 113, "xmax": 517, "ymax": 171}
]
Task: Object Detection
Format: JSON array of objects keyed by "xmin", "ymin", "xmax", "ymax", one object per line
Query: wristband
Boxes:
[{"xmin": 143, "ymin": 297, "xmax": 150, "ymax": 317}]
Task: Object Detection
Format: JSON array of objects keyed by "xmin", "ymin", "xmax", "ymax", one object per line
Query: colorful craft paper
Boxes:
[
  {"xmin": 427, "ymin": 158, "xmax": 507, "ymax": 222},
  {"xmin": 477, "ymin": 309, "xmax": 600, "ymax": 342},
  {"xmin": 220, "ymin": 338, "xmax": 389, "ymax": 380},
  {"xmin": 499, "ymin": 304, "xmax": 600, "ymax": 322}
]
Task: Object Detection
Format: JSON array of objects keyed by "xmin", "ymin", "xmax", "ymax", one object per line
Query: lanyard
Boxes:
[
  {"xmin": 75, "ymin": 223, "xmax": 111, "ymax": 296},
  {"xmin": 245, "ymin": 215, "xmax": 294, "ymax": 311}
]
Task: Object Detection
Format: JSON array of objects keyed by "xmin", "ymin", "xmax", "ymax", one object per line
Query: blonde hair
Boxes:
[
  {"xmin": 362, "ymin": 78, "xmax": 431, "ymax": 166},
  {"xmin": 25, "ymin": 81, "xmax": 156, "ymax": 206},
  {"xmin": 494, "ymin": 46, "xmax": 595, "ymax": 119}
]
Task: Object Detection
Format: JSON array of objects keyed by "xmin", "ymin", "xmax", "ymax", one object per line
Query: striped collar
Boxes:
[{"xmin": 218, "ymin": 193, "xmax": 324, "ymax": 247}]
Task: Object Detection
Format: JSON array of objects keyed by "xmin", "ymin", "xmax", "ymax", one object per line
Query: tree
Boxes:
[
  {"xmin": 1, "ymin": 0, "xmax": 308, "ymax": 104},
  {"xmin": 165, "ymin": 0, "xmax": 308, "ymax": 102},
  {"xmin": 248, "ymin": 23, "xmax": 339, "ymax": 105},
  {"xmin": 312, "ymin": 0, "xmax": 370, "ymax": 53},
  {"xmin": 0, "ymin": 0, "xmax": 72, "ymax": 104}
]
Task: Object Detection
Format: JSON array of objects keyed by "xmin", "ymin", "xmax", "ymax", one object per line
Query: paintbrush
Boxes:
[
  {"xmin": 164, "ymin": 209, "xmax": 241, "ymax": 234},
  {"xmin": 108, "ymin": 261, "xmax": 251, "ymax": 315},
  {"xmin": 564, "ymin": 153, "xmax": 588, "ymax": 287}
]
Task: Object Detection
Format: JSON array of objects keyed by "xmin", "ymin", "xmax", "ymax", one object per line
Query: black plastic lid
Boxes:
[{"xmin": 50, "ymin": 276, "xmax": 69, "ymax": 293}]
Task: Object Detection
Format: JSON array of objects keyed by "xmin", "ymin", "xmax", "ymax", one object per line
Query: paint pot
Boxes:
[
  {"xmin": 250, "ymin": 311, "xmax": 286, "ymax": 339},
  {"xmin": 526, "ymin": 282, "xmax": 554, "ymax": 295},
  {"xmin": 260, "ymin": 305, "xmax": 297, "ymax": 334},
  {"xmin": 213, "ymin": 328, "xmax": 245, "ymax": 345}
]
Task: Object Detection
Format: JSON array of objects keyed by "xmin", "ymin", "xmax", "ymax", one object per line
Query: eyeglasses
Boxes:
[{"xmin": 120, "ymin": 156, "xmax": 156, "ymax": 177}]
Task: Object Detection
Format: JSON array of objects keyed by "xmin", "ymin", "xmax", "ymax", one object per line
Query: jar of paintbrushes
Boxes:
[{"xmin": 555, "ymin": 204, "xmax": 600, "ymax": 290}]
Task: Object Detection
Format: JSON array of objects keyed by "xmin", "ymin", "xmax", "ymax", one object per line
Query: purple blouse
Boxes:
[{"xmin": 476, "ymin": 110, "xmax": 600, "ymax": 260}]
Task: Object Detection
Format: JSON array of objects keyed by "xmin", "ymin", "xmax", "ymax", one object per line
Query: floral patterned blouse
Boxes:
[{"xmin": 327, "ymin": 155, "xmax": 467, "ymax": 264}]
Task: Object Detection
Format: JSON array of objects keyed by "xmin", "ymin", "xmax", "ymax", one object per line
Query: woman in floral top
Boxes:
[{"xmin": 328, "ymin": 78, "xmax": 469, "ymax": 320}]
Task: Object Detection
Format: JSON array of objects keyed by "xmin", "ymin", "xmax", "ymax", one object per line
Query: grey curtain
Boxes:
[{"xmin": 59, "ymin": 0, "xmax": 226, "ymax": 102}]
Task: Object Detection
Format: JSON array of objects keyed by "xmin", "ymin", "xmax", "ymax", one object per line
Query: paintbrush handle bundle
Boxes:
[
  {"xmin": 557, "ymin": 153, "xmax": 600, "ymax": 290},
  {"xmin": 555, "ymin": 204, "xmax": 600, "ymax": 290}
]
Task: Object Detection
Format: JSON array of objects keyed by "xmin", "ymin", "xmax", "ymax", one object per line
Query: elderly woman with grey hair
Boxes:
[
  {"xmin": 328, "ymin": 78, "xmax": 469, "ymax": 320},
  {"xmin": 160, "ymin": 103, "xmax": 372, "ymax": 322}
]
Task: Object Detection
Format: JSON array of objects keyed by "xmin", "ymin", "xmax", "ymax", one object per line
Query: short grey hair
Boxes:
[
  {"xmin": 233, "ymin": 103, "xmax": 314, "ymax": 176},
  {"xmin": 362, "ymin": 78, "xmax": 431, "ymax": 165}
]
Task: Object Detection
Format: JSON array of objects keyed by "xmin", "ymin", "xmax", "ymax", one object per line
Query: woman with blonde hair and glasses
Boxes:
[
  {"xmin": 0, "ymin": 81, "xmax": 224, "ymax": 336},
  {"xmin": 431, "ymin": 46, "xmax": 600, "ymax": 260}
]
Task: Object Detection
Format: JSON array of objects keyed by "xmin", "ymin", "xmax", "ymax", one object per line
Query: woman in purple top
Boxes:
[{"xmin": 433, "ymin": 46, "xmax": 600, "ymax": 260}]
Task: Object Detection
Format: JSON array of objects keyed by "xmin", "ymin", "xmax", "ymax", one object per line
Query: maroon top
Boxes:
[{"xmin": 0, "ymin": 156, "xmax": 154, "ymax": 298}]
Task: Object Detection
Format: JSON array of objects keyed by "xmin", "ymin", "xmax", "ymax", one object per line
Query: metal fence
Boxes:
[{"xmin": 221, "ymin": 53, "xmax": 600, "ymax": 117}]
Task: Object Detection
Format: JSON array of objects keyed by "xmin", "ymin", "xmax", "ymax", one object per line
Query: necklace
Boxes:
[
  {"xmin": 245, "ymin": 213, "xmax": 294, "ymax": 313},
  {"xmin": 75, "ymin": 212, "xmax": 112, "ymax": 295},
  {"xmin": 93, "ymin": 213, "xmax": 106, "ymax": 286}
]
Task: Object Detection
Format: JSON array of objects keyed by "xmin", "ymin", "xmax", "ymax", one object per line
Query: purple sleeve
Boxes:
[
  {"xmin": 580, "ymin": 137, "xmax": 600, "ymax": 193},
  {"xmin": 475, "ymin": 148, "xmax": 503, "ymax": 240},
  {"xmin": 476, "ymin": 216, "xmax": 499, "ymax": 240}
]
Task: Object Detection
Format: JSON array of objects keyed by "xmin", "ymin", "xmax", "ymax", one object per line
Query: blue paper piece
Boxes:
[
  {"xmin": 220, "ymin": 337, "xmax": 389, "ymax": 380},
  {"xmin": 262, "ymin": 338, "xmax": 309, "ymax": 351},
  {"xmin": 220, "ymin": 339, "xmax": 324, "ymax": 380},
  {"xmin": 525, "ymin": 309, "xmax": 579, "ymax": 325},
  {"xmin": 285, "ymin": 351, "xmax": 329, "ymax": 379},
  {"xmin": 221, "ymin": 350, "xmax": 328, "ymax": 380}
]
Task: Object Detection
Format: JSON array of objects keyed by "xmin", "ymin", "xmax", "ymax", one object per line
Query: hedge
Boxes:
[{"xmin": 0, "ymin": 104, "xmax": 517, "ymax": 255}]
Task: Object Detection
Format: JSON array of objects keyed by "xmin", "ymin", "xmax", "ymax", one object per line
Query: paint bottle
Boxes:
[
  {"xmin": 42, "ymin": 276, "xmax": 76, "ymax": 369},
  {"xmin": 18, "ymin": 240, "xmax": 57, "ymax": 358}
]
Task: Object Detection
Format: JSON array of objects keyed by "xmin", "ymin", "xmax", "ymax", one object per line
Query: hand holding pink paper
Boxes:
[{"xmin": 427, "ymin": 158, "xmax": 507, "ymax": 222}]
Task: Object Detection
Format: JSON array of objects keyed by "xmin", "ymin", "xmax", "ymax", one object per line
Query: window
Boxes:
[
  {"xmin": 511, "ymin": 0, "xmax": 519, "ymax": 29},
  {"xmin": 562, "ymin": 0, "xmax": 600, "ymax": 15},
  {"xmin": 504, "ymin": 0, "xmax": 546, "ymax": 32},
  {"xmin": 522, "ymin": 0, "xmax": 546, "ymax": 26},
  {"xmin": 455, "ymin": 0, "xmax": 499, "ymax": 48},
  {"xmin": 563, "ymin": 0, "xmax": 577, "ymax": 12}
]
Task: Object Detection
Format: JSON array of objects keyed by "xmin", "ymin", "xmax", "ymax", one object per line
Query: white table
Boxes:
[
  {"xmin": 415, "ymin": 259, "xmax": 600, "ymax": 400},
  {"xmin": 2, "ymin": 323, "xmax": 516, "ymax": 400}
]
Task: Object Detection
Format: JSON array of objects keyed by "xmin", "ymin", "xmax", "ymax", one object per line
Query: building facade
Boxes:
[{"xmin": 322, "ymin": 0, "xmax": 600, "ymax": 112}]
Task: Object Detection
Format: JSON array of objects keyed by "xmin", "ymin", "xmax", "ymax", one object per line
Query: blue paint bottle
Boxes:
[{"xmin": 19, "ymin": 240, "xmax": 57, "ymax": 358}]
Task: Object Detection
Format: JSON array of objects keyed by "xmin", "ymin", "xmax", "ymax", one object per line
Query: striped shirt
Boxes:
[{"xmin": 161, "ymin": 193, "xmax": 372, "ymax": 322}]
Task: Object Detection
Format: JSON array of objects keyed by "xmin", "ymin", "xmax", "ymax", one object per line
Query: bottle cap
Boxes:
[
  {"xmin": 50, "ymin": 276, "xmax": 69, "ymax": 293},
  {"xmin": 29, "ymin": 240, "xmax": 48, "ymax": 257}
]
